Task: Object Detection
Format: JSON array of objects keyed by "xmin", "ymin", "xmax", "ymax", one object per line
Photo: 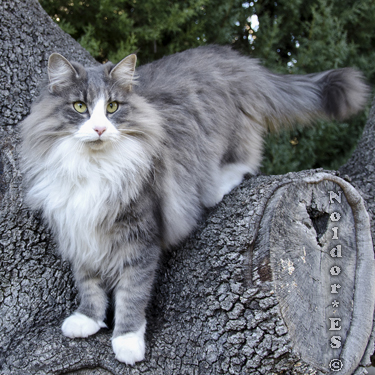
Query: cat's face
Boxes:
[
  {"xmin": 21, "ymin": 53, "xmax": 163, "ymax": 165},
  {"xmin": 46, "ymin": 53, "xmax": 137, "ymax": 152},
  {"xmin": 73, "ymin": 97, "xmax": 120, "ymax": 150}
]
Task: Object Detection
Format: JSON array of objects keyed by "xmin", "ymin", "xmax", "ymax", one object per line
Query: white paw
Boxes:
[
  {"xmin": 61, "ymin": 312, "xmax": 106, "ymax": 338},
  {"xmin": 112, "ymin": 322, "xmax": 146, "ymax": 365}
]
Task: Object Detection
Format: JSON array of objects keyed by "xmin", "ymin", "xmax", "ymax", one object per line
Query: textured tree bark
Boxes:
[{"xmin": 1, "ymin": 1, "xmax": 375, "ymax": 374}]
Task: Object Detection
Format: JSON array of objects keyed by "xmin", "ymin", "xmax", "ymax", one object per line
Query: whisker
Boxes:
[
  {"xmin": 36, "ymin": 135, "xmax": 71, "ymax": 159},
  {"xmin": 111, "ymin": 137, "xmax": 149, "ymax": 168},
  {"xmin": 118, "ymin": 128, "xmax": 148, "ymax": 136},
  {"xmin": 117, "ymin": 133, "xmax": 154, "ymax": 149}
]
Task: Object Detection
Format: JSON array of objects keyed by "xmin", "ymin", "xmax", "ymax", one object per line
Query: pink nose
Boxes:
[{"xmin": 94, "ymin": 126, "xmax": 106, "ymax": 136}]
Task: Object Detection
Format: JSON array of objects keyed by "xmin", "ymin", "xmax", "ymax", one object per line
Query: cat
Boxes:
[{"xmin": 20, "ymin": 45, "xmax": 368, "ymax": 365}]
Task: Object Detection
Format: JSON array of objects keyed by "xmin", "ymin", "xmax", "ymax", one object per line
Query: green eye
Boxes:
[
  {"xmin": 107, "ymin": 101, "xmax": 118, "ymax": 113},
  {"xmin": 73, "ymin": 101, "xmax": 87, "ymax": 113}
]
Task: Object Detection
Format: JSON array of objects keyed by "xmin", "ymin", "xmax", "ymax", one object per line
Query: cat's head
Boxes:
[
  {"xmin": 45, "ymin": 52, "xmax": 137, "ymax": 151},
  {"xmin": 20, "ymin": 53, "xmax": 163, "ymax": 170}
]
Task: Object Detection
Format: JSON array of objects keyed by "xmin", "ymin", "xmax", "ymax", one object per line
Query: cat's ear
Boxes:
[
  {"xmin": 109, "ymin": 54, "xmax": 137, "ymax": 90},
  {"xmin": 48, "ymin": 53, "xmax": 78, "ymax": 93}
]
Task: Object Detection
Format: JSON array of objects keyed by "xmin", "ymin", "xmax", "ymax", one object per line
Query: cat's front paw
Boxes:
[
  {"xmin": 62, "ymin": 312, "xmax": 106, "ymax": 338},
  {"xmin": 112, "ymin": 323, "xmax": 146, "ymax": 365}
]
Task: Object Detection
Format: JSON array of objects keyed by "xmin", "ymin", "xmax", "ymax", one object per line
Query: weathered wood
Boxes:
[
  {"xmin": 340, "ymin": 98, "xmax": 375, "ymax": 371},
  {"xmin": 253, "ymin": 173, "xmax": 375, "ymax": 374},
  {"xmin": 1, "ymin": 0, "xmax": 375, "ymax": 374}
]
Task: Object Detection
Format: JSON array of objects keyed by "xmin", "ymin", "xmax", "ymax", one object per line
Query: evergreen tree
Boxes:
[{"xmin": 244, "ymin": 0, "xmax": 375, "ymax": 174}]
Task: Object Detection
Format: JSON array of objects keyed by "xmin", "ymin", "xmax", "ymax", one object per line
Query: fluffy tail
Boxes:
[
  {"xmin": 316, "ymin": 69, "xmax": 369, "ymax": 120},
  {"xmin": 251, "ymin": 67, "xmax": 369, "ymax": 132}
]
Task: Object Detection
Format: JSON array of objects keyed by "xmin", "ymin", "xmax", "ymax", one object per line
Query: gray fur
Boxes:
[{"xmin": 19, "ymin": 45, "xmax": 368, "ymax": 363}]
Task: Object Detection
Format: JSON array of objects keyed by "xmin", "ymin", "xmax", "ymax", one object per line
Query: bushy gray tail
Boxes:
[
  {"xmin": 317, "ymin": 69, "xmax": 369, "ymax": 120},
  {"xmin": 252, "ymin": 67, "xmax": 369, "ymax": 132}
]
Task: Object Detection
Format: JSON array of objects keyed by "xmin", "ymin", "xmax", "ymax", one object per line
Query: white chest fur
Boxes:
[{"xmin": 26, "ymin": 134, "xmax": 152, "ymax": 274}]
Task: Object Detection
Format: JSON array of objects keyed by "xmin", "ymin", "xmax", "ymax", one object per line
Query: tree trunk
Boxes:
[{"xmin": 1, "ymin": 1, "xmax": 374, "ymax": 374}]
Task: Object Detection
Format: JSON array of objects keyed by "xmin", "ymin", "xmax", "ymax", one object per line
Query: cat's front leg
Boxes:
[
  {"xmin": 111, "ymin": 245, "xmax": 160, "ymax": 365},
  {"xmin": 62, "ymin": 267, "xmax": 108, "ymax": 338}
]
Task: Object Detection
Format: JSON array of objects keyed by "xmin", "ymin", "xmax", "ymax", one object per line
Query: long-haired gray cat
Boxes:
[{"xmin": 20, "ymin": 45, "xmax": 368, "ymax": 364}]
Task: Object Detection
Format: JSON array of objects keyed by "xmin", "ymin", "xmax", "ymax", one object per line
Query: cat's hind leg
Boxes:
[
  {"xmin": 61, "ymin": 269, "xmax": 108, "ymax": 338},
  {"xmin": 214, "ymin": 163, "xmax": 254, "ymax": 203}
]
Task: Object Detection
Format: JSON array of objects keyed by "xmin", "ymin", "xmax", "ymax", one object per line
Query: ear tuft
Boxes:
[
  {"xmin": 110, "ymin": 54, "xmax": 137, "ymax": 90},
  {"xmin": 48, "ymin": 53, "xmax": 78, "ymax": 93}
]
